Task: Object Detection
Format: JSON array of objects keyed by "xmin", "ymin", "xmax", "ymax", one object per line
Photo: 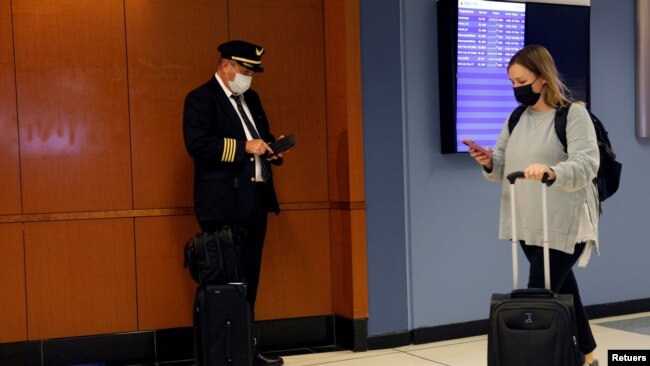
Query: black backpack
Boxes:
[
  {"xmin": 508, "ymin": 104, "xmax": 622, "ymax": 204},
  {"xmin": 183, "ymin": 225, "xmax": 247, "ymax": 286}
]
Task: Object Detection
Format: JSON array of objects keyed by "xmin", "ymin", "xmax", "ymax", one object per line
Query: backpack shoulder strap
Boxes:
[
  {"xmin": 554, "ymin": 104, "xmax": 571, "ymax": 153},
  {"xmin": 508, "ymin": 105, "xmax": 528, "ymax": 134}
]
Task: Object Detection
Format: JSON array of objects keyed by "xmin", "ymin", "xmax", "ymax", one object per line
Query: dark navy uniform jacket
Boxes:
[{"xmin": 183, "ymin": 76, "xmax": 281, "ymax": 222}]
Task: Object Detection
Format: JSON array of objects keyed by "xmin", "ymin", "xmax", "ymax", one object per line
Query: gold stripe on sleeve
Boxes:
[
  {"xmin": 221, "ymin": 138, "xmax": 234, "ymax": 162},
  {"xmin": 221, "ymin": 138, "xmax": 228, "ymax": 162},
  {"xmin": 229, "ymin": 139, "xmax": 237, "ymax": 163}
]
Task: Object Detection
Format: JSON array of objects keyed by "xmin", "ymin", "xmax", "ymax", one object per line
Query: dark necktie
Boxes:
[{"xmin": 231, "ymin": 94, "xmax": 270, "ymax": 182}]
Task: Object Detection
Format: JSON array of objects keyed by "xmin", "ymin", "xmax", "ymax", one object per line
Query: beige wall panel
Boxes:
[
  {"xmin": 25, "ymin": 219, "xmax": 137, "ymax": 340},
  {"xmin": 13, "ymin": 0, "xmax": 132, "ymax": 213},
  {"xmin": 135, "ymin": 215, "xmax": 199, "ymax": 330},
  {"xmin": 0, "ymin": 224, "xmax": 27, "ymax": 343},
  {"xmin": 229, "ymin": 0, "xmax": 329, "ymax": 204},
  {"xmin": 0, "ymin": 1, "xmax": 22, "ymax": 214},
  {"xmin": 255, "ymin": 209, "xmax": 332, "ymax": 320},
  {"xmin": 126, "ymin": 0, "xmax": 228, "ymax": 209}
]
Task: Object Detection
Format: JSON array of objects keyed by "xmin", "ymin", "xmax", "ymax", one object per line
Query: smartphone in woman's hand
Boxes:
[{"xmin": 462, "ymin": 138, "xmax": 492, "ymax": 158}]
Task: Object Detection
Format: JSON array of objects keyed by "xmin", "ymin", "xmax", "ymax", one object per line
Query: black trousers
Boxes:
[
  {"xmin": 519, "ymin": 241, "xmax": 597, "ymax": 354},
  {"xmin": 199, "ymin": 184, "xmax": 269, "ymax": 312}
]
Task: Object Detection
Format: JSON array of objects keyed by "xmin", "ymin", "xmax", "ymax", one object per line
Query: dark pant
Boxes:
[
  {"xmin": 519, "ymin": 241, "xmax": 597, "ymax": 354},
  {"xmin": 199, "ymin": 184, "xmax": 269, "ymax": 312}
]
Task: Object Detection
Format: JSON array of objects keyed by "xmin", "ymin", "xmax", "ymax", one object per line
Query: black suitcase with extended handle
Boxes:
[{"xmin": 488, "ymin": 171, "xmax": 580, "ymax": 366}]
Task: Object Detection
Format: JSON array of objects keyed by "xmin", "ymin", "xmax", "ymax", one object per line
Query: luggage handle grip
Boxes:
[
  {"xmin": 506, "ymin": 171, "xmax": 551, "ymax": 185},
  {"xmin": 509, "ymin": 288, "xmax": 555, "ymax": 298}
]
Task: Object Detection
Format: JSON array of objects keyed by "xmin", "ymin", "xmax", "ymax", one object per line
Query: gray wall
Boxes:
[{"xmin": 362, "ymin": 0, "xmax": 650, "ymax": 337}]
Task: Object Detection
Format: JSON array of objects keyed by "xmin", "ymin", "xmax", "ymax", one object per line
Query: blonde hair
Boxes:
[{"xmin": 507, "ymin": 44, "xmax": 577, "ymax": 108}]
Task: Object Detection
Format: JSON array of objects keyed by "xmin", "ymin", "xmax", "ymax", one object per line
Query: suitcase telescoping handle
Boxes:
[{"xmin": 506, "ymin": 171, "xmax": 552, "ymax": 291}]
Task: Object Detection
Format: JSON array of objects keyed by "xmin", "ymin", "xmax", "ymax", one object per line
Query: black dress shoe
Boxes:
[{"xmin": 254, "ymin": 353, "xmax": 284, "ymax": 366}]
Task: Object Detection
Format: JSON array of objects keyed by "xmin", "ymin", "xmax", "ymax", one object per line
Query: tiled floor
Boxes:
[{"xmin": 280, "ymin": 312, "xmax": 650, "ymax": 366}]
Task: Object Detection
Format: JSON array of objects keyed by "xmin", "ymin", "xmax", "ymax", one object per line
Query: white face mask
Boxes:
[{"xmin": 228, "ymin": 64, "xmax": 253, "ymax": 94}]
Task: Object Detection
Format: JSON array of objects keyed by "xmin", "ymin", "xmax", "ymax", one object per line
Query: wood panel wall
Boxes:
[
  {"xmin": 0, "ymin": 0, "xmax": 21, "ymax": 215},
  {"xmin": 14, "ymin": 0, "xmax": 133, "ymax": 213},
  {"xmin": 324, "ymin": 0, "xmax": 367, "ymax": 320},
  {"xmin": 0, "ymin": 224, "xmax": 25, "ymax": 343},
  {"xmin": 0, "ymin": 0, "xmax": 366, "ymax": 343}
]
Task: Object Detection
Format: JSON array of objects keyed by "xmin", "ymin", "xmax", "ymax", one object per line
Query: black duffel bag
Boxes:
[{"xmin": 183, "ymin": 225, "xmax": 247, "ymax": 286}]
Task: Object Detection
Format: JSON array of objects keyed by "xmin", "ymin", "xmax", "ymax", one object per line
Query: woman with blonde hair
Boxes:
[{"xmin": 470, "ymin": 44, "xmax": 600, "ymax": 366}]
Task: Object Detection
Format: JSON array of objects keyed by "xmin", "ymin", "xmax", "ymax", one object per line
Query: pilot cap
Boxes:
[{"xmin": 218, "ymin": 40, "xmax": 265, "ymax": 73}]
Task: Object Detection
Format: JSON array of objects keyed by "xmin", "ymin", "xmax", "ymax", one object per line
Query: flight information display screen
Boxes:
[{"xmin": 455, "ymin": 0, "xmax": 525, "ymax": 152}]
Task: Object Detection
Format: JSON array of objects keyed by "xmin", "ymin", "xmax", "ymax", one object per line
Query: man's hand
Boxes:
[
  {"xmin": 245, "ymin": 139, "xmax": 273, "ymax": 156},
  {"xmin": 265, "ymin": 134, "xmax": 290, "ymax": 161}
]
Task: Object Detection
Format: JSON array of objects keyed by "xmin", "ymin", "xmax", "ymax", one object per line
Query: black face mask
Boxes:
[{"xmin": 513, "ymin": 82, "xmax": 541, "ymax": 106}]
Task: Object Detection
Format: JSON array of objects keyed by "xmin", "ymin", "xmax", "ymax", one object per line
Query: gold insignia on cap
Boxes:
[
  {"xmin": 256, "ymin": 48, "xmax": 264, "ymax": 56},
  {"xmin": 232, "ymin": 56, "xmax": 262, "ymax": 65}
]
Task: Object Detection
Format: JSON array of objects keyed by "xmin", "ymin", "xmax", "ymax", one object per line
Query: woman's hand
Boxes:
[
  {"xmin": 469, "ymin": 147, "xmax": 493, "ymax": 170},
  {"xmin": 524, "ymin": 163, "xmax": 556, "ymax": 181}
]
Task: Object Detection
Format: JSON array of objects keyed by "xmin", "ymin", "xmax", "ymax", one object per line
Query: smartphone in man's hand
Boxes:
[{"xmin": 266, "ymin": 134, "xmax": 295, "ymax": 157}]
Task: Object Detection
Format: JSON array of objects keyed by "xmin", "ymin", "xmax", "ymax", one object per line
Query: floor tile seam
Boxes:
[
  {"xmin": 591, "ymin": 324, "xmax": 650, "ymax": 338},
  {"xmin": 591, "ymin": 320, "xmax": 650, "ymax": 332},
  {"xmin": 596, "ymin": 324, "xmax": 650, "ymax": 332},
  {"xmin": 590, "ymin": 313, "xmax": 650, "ymax": 324},
  {"xmin": 596, "ymin": 316, "xmax": 650, "ymax": 326},
  {"xmin": 395, "ymin": 337, "xmax": 487, "ymax": 352},
  {"xmin": 400, "ymin": 351, "xmax": 453, "ymax": 365},
  {"xmin": 393, "ymin": 350, "xmax": 453, "ymax": 366},
  {"xmin": 288, "ymin": 349, "xmax": 403, "ymax": 366}
]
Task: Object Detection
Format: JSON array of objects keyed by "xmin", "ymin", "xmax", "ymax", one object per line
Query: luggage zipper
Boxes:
[
  {"xmin": 226, "ymin": 229, "xmax": 239, "ymax": 280},
  {"xmin": 225, "ymin": 320, "xmax": 233, "ymax": 362},
  {"xmin": 202, "ymin": 234, "xmax": 210, "ymax": 266},
  {"xmin": 217, "ymin": 238, "xmax": 225, "ymax": 276}
]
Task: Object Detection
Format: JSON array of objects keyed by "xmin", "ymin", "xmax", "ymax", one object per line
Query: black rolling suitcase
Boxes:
[
  {"xmin": 488, "ymin": 171, "xmax": 580, "ymax": 366},
  {"xmin": 194, "ymin": 284, "xmax": 254, "ymax": 366}
]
